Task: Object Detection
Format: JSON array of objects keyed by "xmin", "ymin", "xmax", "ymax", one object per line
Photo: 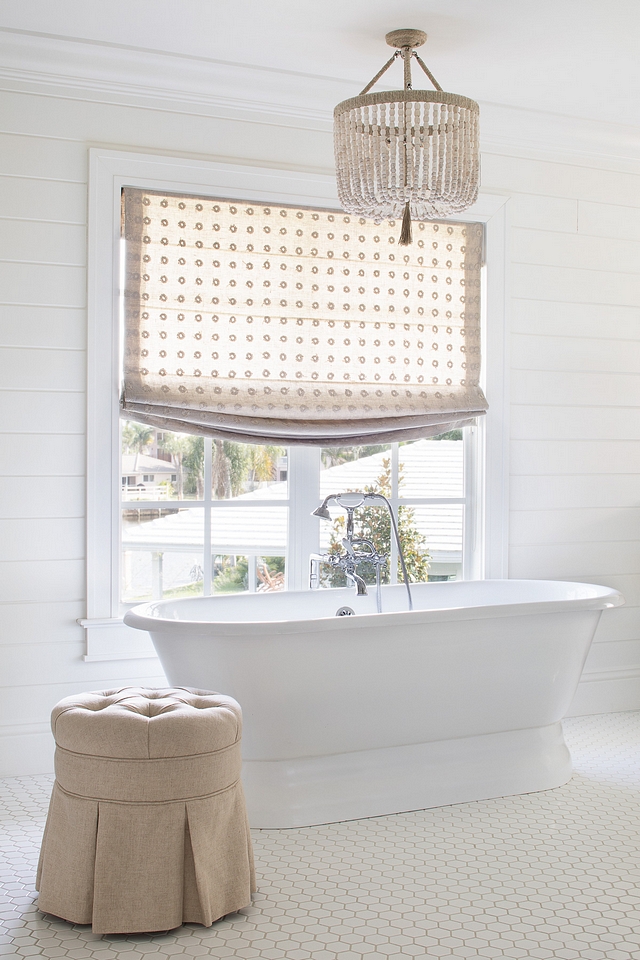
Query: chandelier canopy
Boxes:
[{"xmin": 334, "ymin": 29, "xmax": 480, "ymax": 244}]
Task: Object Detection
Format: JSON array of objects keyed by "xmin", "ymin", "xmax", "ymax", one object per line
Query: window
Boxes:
[
  {"xmin": 119, "ymin": 430, "xmax": 474, "ymax": 603},
  {"xmin": 83, "ymin": 150, "xmax": 508, "ymax": 661}
]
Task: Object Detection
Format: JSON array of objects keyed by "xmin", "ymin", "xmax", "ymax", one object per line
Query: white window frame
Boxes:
[{"xmin": 81, "ymin": 148, "xmax": 509, "ymax": 662}]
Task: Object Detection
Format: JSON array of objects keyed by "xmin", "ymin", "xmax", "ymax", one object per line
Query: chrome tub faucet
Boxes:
[{"xmin": 310, "ymin": 492, "xmax": 413, "ymax": 613}]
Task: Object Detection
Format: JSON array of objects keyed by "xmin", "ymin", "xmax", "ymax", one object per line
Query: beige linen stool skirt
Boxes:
[{"xmin": 36, "ymin": 687, "xmax": 255, "ymax": 934}]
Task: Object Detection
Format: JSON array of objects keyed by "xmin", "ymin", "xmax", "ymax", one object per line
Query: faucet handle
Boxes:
[{"xmin": 341, "ymin": 537, "xmax": 355, "ymax": 557}]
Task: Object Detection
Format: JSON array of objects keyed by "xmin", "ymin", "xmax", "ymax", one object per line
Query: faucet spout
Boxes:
[{"xmin": 347, "ymin": 571, "xmax": 368, "ymax": 596}]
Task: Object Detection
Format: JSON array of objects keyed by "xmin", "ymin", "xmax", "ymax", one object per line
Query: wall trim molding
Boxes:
[
  {"xmin": 568, "ymin": 665, "xmax": 640, "ymax": 718},
  {"xmin": 2, "ymin": 28, "xmax": 640, "ymax": 168},
  {"xmin": 580, "ymin": 664, "xmax": 640, "ymax": 685}
]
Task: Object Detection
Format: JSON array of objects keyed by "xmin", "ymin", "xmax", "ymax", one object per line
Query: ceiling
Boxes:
[{"xmin": 1, "ymin": 0, "xmax": 638, "ymax": 128}]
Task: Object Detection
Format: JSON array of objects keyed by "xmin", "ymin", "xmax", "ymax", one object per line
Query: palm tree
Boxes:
[
  {"xmin": 246, "ymin": 444, "xmax": 284, "ymax": 490},
  {"xmin": 212, "ymin": 439, "xmax": 231, "ymax": 500},
  {"xmin": 157, "ymin": 432, "xmax": 191, "ymax": 499},
  {"xmin": 121, "ymin": 421, "xmax": 153, "ymax": 454}
]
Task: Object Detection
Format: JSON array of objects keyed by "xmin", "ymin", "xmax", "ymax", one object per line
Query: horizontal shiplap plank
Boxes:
[
  {"xmin": 510, "ymin": 370, "xmax": 640, "ymax": 407},
  {"xmin": 0, "ymin": 518, "xmax": 84, "ymax": 562},
  {"xmin": 0, "ymin": 261, "xmax": 85, "ymax": 308},
  {"xmin": 0, "ymin": 476, "xmax": 84, "ymax": 518},
  {"xmin": 0, "ymin": 600, "xmax": 86, "ymax": 652},
  {"xmin": 0, "ymin": 727, "xmax": 54, "ymax": 776},
  {"xmin": 0, "ymin": 218, "xmax": 86, "ymax": 264},
  {"xmin": 509, "ymin": 194, "xmax": 578, "ymax": 233},
  {"xmin": 0, "ymin": 90, "xmax": 335, "ymax": 174},
  {"xmin": 0, "ymin": 304, "xmax": 86, "ymax": 349},
  {"xmin": 0, "ymin": 132, "xmax": 87, "ymax": 182},
  {"xmin": 511, "ymin": 405, "xmax": 640, "ymax": 441},
  {"xmin": 508, "ymin": 541, "xmax": 640, "ymax": 580},
  {"xmin": 510, "ymin": 440, "xmax": 640, "ymax": 476},
  {"xmin": 0, "ymin": 390, "xmax": 85, "ymax": 433},
  {"xmin": 579, "ymin": 200, "xmax": 640, "ymax": 243},
  {"xmin": 583, "ymin": 638, "xmax": 640, "ymax": 674},
  {"xmin": 589, "ymin": 574, "xmax": 640, "ymax": 606},
  {"xmin": 512, "ymin": 228, "xmax": 640, "ymax": 275},
  {"xmin": 512, "ymin": 334, "xmax": 640, "ymax": 374},
  {"xmin": 0, "ymin": 641, "xmax": 161, "ymax": 687},
  {"xmin": 482, "ymin": 152, "xmax": 640, "ymax": 208},
  {"xmin": 512, "ymin": 262, "xmax": 640, "ymax": 307},
  {"xmin": 0, "ymin": 673, "xmax": 166, "ymax": 728},
  {"xmin": 0, "ymin": 558, "xmax": 84, "ymax": 602},
  {"xmin": 510, "ymin": 507, "xmax": 640, "ymax": 546},
  {"xmin": 592, "ymin": 605, "xmax": 640, "ymax": 643},
  {"xmin": 0, "ymin": 346, "xmax": 85, "ymax": 391},
  {"xmin": 0, "ymin": 599, "xmax": 84, "ymax": 645},
  {"xmin": 0, "ymin": 434, "xmax": 85, "ymax": 475},
  {"xmin": 511, "ymin": 300, "xmax": 640, "ymax": 340},
  {"xmin": 0, "ymin": 175, "xmax": 86, "ymax": 223},
  {"xmin": 510, "ymin": 474, "xmax": 640, "ymax": 511}
]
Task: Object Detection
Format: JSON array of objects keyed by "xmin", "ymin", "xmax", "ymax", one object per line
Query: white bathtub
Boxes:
[{"xmin": 125, "ymin": 579, "xmax": 623, "ymax": 828}]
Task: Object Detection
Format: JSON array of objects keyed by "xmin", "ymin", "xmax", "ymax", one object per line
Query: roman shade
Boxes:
[{"xmin": 122, "ymin": 188, "xmax": 487, "ymax": 444}]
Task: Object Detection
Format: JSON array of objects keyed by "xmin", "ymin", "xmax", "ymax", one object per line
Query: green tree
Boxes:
[
  {"xmin": 213, "ymin": 555, "xmax": 285, "ymax": 593},
  {"xmin": 245, "ymin": 444, "xmax": 284, "ymax": 490},
  {"xmin": 156, "ymin": 433, "xmax": 194, "ymax": 500},
  {"xmin": 212, "ymin": 439, "xmax": 232, "ymax": 500},
  {"xmin": 121, "ymin": 421, "xmax": 153, "ymax": 454},
  {"xmin": 224, "ymin": 441, "xmax": 251, "ymax": 497},
  {"xmin": 210, "ymin": 441, "xmax": 283, "ymax": 500},
  {"xmin": 182, "ymin": 436, "xmax": 205, "ymax": 498},
  {"xmin": 325, "ymin": 458, "xmax": 430, "ymax": 586}
]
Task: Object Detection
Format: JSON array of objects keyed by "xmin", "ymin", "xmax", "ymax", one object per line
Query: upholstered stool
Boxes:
[{"xmin": 36, "ymin": 687, "xmax": 255, "ymax": 934}]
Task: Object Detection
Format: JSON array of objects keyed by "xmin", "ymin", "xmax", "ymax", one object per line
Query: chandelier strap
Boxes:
[
  {"xmin": 403, "ymin": 47, "xmax": 412, "ymax": 89},
  {"xmin": 359, "ymin": 51, "xmax": 399, "ymax": 96},
  {"xmin": 412, "ymin": 52, "xmax": 443, "ymax": 92}
]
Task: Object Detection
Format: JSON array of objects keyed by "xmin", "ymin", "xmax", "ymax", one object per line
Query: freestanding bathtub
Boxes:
[{"xmin": 125, "ymin": 579, "xmax": 622, "ymax": 828}]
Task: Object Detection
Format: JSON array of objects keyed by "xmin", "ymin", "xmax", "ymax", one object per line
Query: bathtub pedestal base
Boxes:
[{"xmin": 242, "ymin": 722, "xmax": 572, "ymax": 828}]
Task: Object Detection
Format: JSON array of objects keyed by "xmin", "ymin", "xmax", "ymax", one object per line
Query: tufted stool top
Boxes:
[
  {"xmin": 50, "ymin": 687, "xmax": 244, "ymax": 804},
  {"xmin": 51, "ymin": 687, "xmax": 241, "ymax": 759}
]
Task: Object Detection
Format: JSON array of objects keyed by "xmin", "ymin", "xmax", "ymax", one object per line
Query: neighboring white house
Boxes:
[{"xmin": 121, "ymin": 454, "xmax": 178, "ymax": 495}]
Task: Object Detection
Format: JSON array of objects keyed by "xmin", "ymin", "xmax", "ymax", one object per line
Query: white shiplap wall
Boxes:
[
  {"xmin": 481, "ymin": 151, "xmax": 640, "ymax": 716},
  {"xmin": 0, "ymin": 78, "xmax": 639, "ymax": 774}
]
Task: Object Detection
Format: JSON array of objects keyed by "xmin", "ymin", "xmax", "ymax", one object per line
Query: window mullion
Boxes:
[
  {"xmin": 463, "ymin": 422, "xmax": 484, "ymax": 581},
  {"xmin": 287, "ymin": 446, "xmax": 320, "ymax": 592},
  {"xmin": 390, "ymin": 443, "xmax": 399, "ymax": 585},
  {"xmin": 203, "ymin": 438, "xmax": 212, "ymax": 596}
]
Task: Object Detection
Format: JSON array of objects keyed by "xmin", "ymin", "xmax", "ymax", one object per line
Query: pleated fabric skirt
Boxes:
[{"xmin": 36, "ymin": 777, "xmax": 255, "ymax": 934}]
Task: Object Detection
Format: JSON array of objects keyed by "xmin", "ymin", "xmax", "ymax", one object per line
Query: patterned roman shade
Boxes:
[{"xmin": 122, "ymin": 188, "xmax": 487, "ymax": 444}]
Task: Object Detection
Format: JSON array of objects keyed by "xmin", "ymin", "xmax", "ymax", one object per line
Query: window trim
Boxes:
[{"xmin": 81, "ymin": 147, "xmax": 509, "ymax": 661}]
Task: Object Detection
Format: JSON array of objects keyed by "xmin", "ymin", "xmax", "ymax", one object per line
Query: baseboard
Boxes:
[
  {"xmin": 0, "ymin": 723, "xmax": 54, "ymax": 777},
  {"xmin": 567, "ymin": 669, "xmax": 640, "ymax": 717}
]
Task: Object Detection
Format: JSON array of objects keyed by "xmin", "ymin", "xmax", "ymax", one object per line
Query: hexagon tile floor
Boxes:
[{"xmin": 2, "ymin": 713, "xmax": 640, "ymax": 960}]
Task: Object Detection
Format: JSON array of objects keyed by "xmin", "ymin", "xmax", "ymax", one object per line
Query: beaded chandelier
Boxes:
[{"xmin": 334, "ymin": 29, "xmax": 480, "ymax": 245}]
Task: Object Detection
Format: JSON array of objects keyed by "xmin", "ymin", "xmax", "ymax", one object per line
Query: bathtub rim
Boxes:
[{"xmin": 124, "ymin": 578, "xmax": 624, "ymax": 638}]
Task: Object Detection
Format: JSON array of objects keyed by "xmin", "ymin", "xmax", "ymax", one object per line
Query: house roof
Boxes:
[
  {"xmin": 122, "ymin": 439, "xmax": 463, "ymax": 562},
  {"xmin": 122, "ymin": 453, "xmax": 176, "ymax": 475}
]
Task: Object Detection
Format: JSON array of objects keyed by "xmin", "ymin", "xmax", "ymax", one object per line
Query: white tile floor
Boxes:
[{"xmin": 1, "ymin": 712, "xmax": 639, "ymax": 959}]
